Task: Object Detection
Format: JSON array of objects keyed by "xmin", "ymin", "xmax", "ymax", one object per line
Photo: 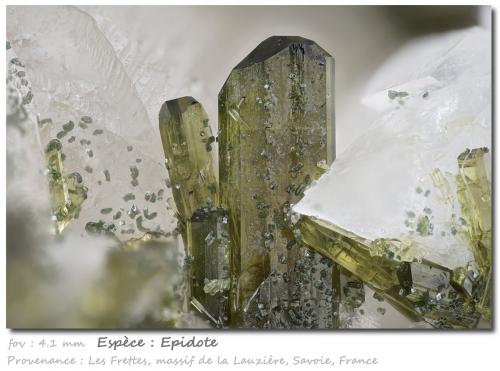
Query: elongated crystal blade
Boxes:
[
  {"xmin": 456, "ymin": 148, "xmax": 491, "ymax": 272},
  {"xmin": 456, "ymin": 147, "xmax": 491, "ymax": 319},
  {"xmin": 159, "ymin": 97, "xmax": 229, "ymax": 326},
  {"xmin": 159, "ymin": 97, "xmax": 218, "ymax": 219},
  {"xmin": 45, "ymin": 139, "xmax": 87, "ymax": 234},
  {"xmin": 219, "ymin": 36, "xmax": 335, "ymax": 327}
]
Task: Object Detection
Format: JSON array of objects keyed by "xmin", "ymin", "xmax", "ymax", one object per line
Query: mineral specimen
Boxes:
[
  {"xmin": 45, "ymin": 139, "xmax": 88, "ymax": 234},
  {"xmin": 455, "ymin": 147, "xmax": 491, "ymax": 319},
  {"xmin": 159, "ymin": 97, "xmax": 229, "ymax": 326},
  {"xmin": 159, "ymin": 97, "xmax": 218, "ymax": 220},
  {"xmin": 7, "ymin": 5, "xmax": 491, "ymax": 330},
  {"xmin": 219, "ymin": 36, "xmax": 335, "ymax": 327}
]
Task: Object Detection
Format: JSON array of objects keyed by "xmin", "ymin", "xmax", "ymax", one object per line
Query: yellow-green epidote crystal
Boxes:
[
  {"xmin": 159, "ymin": 97, "xmax": 229, "ymax": 326},
  {"xmin": 46, "ymin": 139, "xmax": 87, "ymax": 234},
  {"xmin": 219, "ymin": 36, "xmax": 335, "ymax": 327},
  {"xmin": 455, "ymin": 148, "xmax": 491, "ymax": 319},
  {"xmin": 298, "ymin": 216, "xmax": 482, "ymax": 327}
]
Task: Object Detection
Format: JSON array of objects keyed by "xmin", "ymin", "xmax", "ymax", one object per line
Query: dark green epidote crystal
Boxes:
[
  {"xmin": 159, "ymin": 97, "xmax": 229, "ymax": 326},
  {"xmin": 219, "ymin": 36, "xmax": 335, "ymax": 327}
]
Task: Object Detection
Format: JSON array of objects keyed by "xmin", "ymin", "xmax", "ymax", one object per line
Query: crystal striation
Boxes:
[
  {"xmin": 159, "ymin": 97, "xmax": 218, "ymax": 220},
  {"xmin": 159, "ymin": 97, "xmax": 229, "ymax": 326},
  {"xmin": 455, "ymin": 147, "xmax": 491, "ymax": 319},
  {"xmin": 45, "ymin": 139, "xmax": 88, "ymax": 234},
  {"xmin": 219, "ymin": 36, "xmax": 335, "ymax": 327}
]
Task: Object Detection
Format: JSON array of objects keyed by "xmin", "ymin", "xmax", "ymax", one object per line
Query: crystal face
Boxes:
[
  {"xmin": 186, "ymin": 207, "xmax": 230, "ymax": 326},
  {"xmin": 159, "ymin": 97, "xmax": 218, "ymax": 221},
  {"xmin": 219, "ymin": 36, "xmax": 336, "ymax": 327},
  {"xmin": 45, "ymin": 139, "xmax": 88, "ymax": 234},
  {"xmin": 455, "ymin": 148, "xmax": 492, "ymax": 319},
  {"xmin": 159, "ymin": 97, "xmax": 229, "ymax": 326}
]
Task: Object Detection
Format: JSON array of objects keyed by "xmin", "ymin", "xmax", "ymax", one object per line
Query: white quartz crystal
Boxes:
[
  {"xmin": 294, "ymin": 28, "xmax": 491, "ymax": 269},
  {"xmin": 7, "ymin": 6, "xmax": 178, "ymax": 239}
]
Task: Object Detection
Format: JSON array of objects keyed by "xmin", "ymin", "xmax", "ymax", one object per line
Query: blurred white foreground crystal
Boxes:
[
  {"xmin": 6, "ymin": 6, "xmax": 177, "ymax": 240},
  {"xmin": 6, "ymin": 6, "xmax": 207, "ymax": 329},
  {"xmin": 294, "ymin": 27, "xmax": 491, "ymax": 270}
]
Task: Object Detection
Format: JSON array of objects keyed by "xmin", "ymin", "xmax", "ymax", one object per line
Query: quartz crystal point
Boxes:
[
  {"xmin": 159, "ymin": 97, "xmax": 229, "ymax": 326},
  {"xmin": 219, "ymin": 36, "xmax": 335, "ymax": 327},
  {"xmin": 45, "ymin": 139, "xmax": 88, "ymax": 234}
]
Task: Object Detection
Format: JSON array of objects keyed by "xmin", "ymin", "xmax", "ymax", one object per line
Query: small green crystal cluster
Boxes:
[
  {"xmin": 299, "ymin": 215, "xmax": 483, "ymax": 328},
  {"xmin": 297, "ymin": 146, "xmax": 492, "ymax": 328}
]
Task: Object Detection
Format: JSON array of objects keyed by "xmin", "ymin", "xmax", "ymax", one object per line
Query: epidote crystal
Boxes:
[
  {"xmin": 159, "ymin": 97, "xmax": 229, "ymax": 326},
  {"xmin": 298, "ymin": 215, "xmax": 481, "ymax": 328},
  {"xmin": 455, "ymin": 147, "xmax": 491, "ymax": 319},
  {"xmin": 45, "ymin": 139, "xmax": 88, "ymax": 234},
  {"xmin": 159, "ymin": 97, "xmax": 218, "ymax": 221},
  {"xmin": 219, "ymin": 36, "xmax": 335, "ymax": 327}
]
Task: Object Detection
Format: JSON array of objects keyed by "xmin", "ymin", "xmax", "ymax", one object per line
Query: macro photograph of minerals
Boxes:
[{"xmin": 6, "ymin": 5, "xmax": 492, "ymax": 329}]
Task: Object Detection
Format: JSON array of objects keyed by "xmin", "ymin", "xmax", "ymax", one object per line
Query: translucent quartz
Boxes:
[
  {"xmin": 219, "ymin": 36, "xmax": 335, "ymax": 327},
  {"xmin": 6, "ymin": 6, "xmax": 157, "ymax": 144},
  {"xmin": 159, "ymin": 97, "xmax": 229, "ymax": 326},
  {"xmin": 7, "ymin": 6, "xmax": 176, "ymax": 241}
]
